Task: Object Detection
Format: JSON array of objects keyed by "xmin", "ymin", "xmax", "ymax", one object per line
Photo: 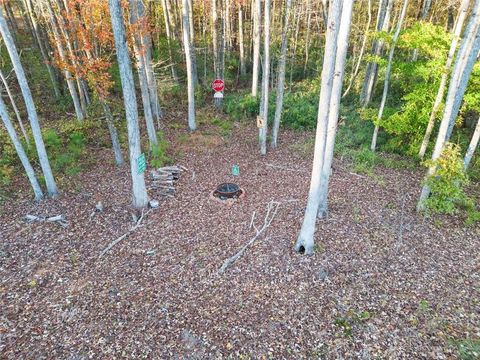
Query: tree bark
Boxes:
[
  {"xmin": 251, "ymin": 0, "xmax": 261, "ymax": 96},
  {"xmin": 0, "ymin": 95, "xmax": 43, "ymax": 200},
  {"xmin": 360, "ymin": 0, "xmax": 392, "ymax": 107},
  {"xmin": 0, "ymin": 8, "xmax": 58, "ymax": 197},
  {"xmin": 108, "ymin": 0, "xmax": 149, "ymax": 209},
  {"xmin": 464, "ymin": 116, "xmax": 480, "ymax": 169},
  {"xmin": 371, "ymin": 0, "xmax": 409, "ymax": 152},
  {"xmin": 271, "ymin": 0, "xmax": 293, "ymax": 149},
  {"xmin": 418, "ymin": 0, "xmax": 470, "ymax": 159},
  {"xmin": 294, "ymin": 0, "xmax": 347, "ymax": 254},
  {"xmin": 129, "ymin": 0, "xmax": 158, "ymax": 148},
  {"xmin": 259, "ymin": 0, "xmax": 271, "ymax": 155},
  {"xmin": 182, "ymin": 0, "xmax": 196, "ymax": 130},
  {"xmin": 418, "ymin": 0, "xmax": 480, "ymax": 211},
  {"xmin": 239, "ymin": 3, "xmax": 246, "ymax": 76}
]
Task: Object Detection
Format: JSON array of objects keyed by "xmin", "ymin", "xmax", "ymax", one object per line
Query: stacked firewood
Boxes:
[{"xmin": 149, "ymin": 165, "xmax": 186, "ymax": 197}]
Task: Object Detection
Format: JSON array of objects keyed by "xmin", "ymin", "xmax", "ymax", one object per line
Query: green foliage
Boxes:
[
  {"xmin": 457, "ymin": 339, "xmax": 480, "ymax": 360},
  {"xmin": 422, "ymin": 143, "xmax": 474, "ymax": 215},
  {"xmin": 44, "ymin": 128, "xmax": 85, "ymax": 175},
  {"xmin": 224, "ymin": 93, "xmax": 260, "ymax": 120},
  {"xmin": 150, "ymin": 131, "xmax": 170, "ymax": 168}
]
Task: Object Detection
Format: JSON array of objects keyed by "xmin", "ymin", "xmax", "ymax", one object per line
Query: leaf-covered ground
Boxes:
[{"xmin": 1, "ymin": 112, "xmax": 479, "ymax": 359}]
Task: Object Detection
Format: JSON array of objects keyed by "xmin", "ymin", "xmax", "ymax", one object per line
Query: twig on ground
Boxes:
[
  {"xmin": 98, "ymin": 208, "xmax": 152, "ymax": 259},
  {"xmin": 219, "ymin": 201, "xmax": 280, "ymax": 274},
  {"xmin": 24, "ymin": 214, "xmax": 67, "ymax": 227}
]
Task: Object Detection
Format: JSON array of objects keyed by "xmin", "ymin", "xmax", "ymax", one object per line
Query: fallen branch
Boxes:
[
  {"xmin": 219, "ymin": 201, "xmax": 280, "ymax": 274},
  {"xmin": 24, "ymin": 214, "xmax": 67, "ymax": 227},
  {"xmin": 98, "ymin": 208, "xmax": 152, "ymax": 259}
]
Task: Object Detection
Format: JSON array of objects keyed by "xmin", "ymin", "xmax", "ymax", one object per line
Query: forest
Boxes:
[{"xmin": 0, "ymin": 0, "xmax": 479, "ymax": 358}]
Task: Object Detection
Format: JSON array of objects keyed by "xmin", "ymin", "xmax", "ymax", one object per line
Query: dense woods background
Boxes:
[{"xmin": 0, "ymin": 0, "xmax": 479, "ymax": 357}]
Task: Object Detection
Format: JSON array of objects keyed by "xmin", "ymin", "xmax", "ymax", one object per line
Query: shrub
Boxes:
[
  {"xmin": 150, "ymin": 131, "xmax": 170, "ymax": 168},
  {"xmin": 422, "ymin": 143, "xmax": 473, "ymax": 215}
]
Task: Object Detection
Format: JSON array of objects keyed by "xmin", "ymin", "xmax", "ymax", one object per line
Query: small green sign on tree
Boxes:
[{"xmin": 137, "ymin": 153, "xmax": 146, "ymax": 175}]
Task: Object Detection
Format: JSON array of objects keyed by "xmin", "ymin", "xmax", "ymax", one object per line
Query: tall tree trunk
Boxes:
[
  {"xmin": 100, "ymin": 100, "xmax": 124, "ymax": 166},
  {"xmin": 271, "ymin": 0, "xmax": 293, "ymax": 149},
  {"xmin": 0, "ymin": 95, "xmax": 43, "ymax": 200},
  {"xmin": 187, "ymin": 0, "xmax": 198, "ymax": 85},
  {"xmin": 251, "ymin": 0, "xmax": 261, "ymax": 96},
  {"xmin": 25, "ymin": 0, "xmax": 61, "ymax": 98},
  {"xmin": 342, "ymin": 0, "xmax": 372, "ymax": 98},
  {"xmin": 45, "ymin": 2, "xmax": 84, "ymax": 121},
  {"xmin": 108, "ymin": 0, "xmax": 148, "ymax": 209},
  {"xmin": 464, "ymin": 116, "xmax": 480, "ymax": 169},
  {"xmin": 137, "ymin": 0, "xmax": 164, "ymax": 122},
  {"xmin": 259, "ymin": 0, "xmax": 271, "ymax": 155},
  {"xmin": 418, "ymin": 0, "xmax": 470, "ymax": 159},
  {"xmin": 238, "ymin": 3, "xmax": 246, "ymax": 76},
  {"xmin": 161, "ymin": 0, "xmax": 179, "ymax": 83},
  {"xmin": 182, "ymin": 0, "xmax": 196, "ymax": 130},
  {"xmin": 360, "ymin": 0, "xmax": 392, "ymax": 107},
  {"xmin": 303, "ymin": 0, "xmax": 312, "ymax": 76},
  {"xmin": 0, "ymin": 9, "xmax": 58, "ymax": 197},
  {"xmin": 0, "ymin": 69, "xmax": 29, "ymax": 145},
  {"xmin": 129, "ymin": 0, "xmax": 158, "ymax": 148},
  {"xmin": 295, "ymin": 0, "xmax": 354, "ymax": 254},
  {"xmin": 418, "ymin": 0, "xmax": 480, "ymax": 211},
  {"xmin": 371, "ymin": 0, "xmax": 409, "ymax": 151}
]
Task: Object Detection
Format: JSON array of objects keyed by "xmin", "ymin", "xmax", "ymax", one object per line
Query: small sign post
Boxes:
[
  {"xmin": 212, "ymin": 79, "xmax": 225, "ymax": 108},
  {"xmin": 137, "ymin": 153, "xmax": 146, "ymax": 175},
  {"xmin": 232, "ymin": 164, "xmax": 240, "ymax": 177}
]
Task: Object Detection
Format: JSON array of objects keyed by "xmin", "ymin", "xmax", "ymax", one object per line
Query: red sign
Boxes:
[{"xmin": 211, "ymin": 79, "xmax": 225, "ymax": 92}]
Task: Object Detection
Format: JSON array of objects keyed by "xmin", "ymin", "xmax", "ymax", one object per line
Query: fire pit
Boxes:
[
  {"xmin": 211, "ymin": 183, "xmax": 245, "ymax": 204},
  {"xmin": 214, "ymin": 183, "xmax": 241, "ymax": 199}
]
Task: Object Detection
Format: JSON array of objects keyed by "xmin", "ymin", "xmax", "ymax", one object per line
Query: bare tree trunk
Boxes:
[
  {"xmin": 161, "ymin": 0, "xmax": 179, "ymax": 83},
  {"xmin": 342, "ymin": 0, "xmax": 372, "ymax": 98},
  {"xmin": 129, "ymin": 0, "xmax": 158, "ymax": 148},
  {"xmin": 137, "ymin": 0, "xmax": 164, "ymax": 122},
  {"xmin": 418, "ymin": 0, "xmax": 480, "ymax": 211},
  {"xmin": 295, "ymin": 0, "xmax": 354, "ymax": 254},
  {"xmin": 0, "ymin": 95, "xmax": 43, "ymax": 200},
  {"xmin": 0, "ymin": 69, "xmax": 29, "ymax": 145},
  {"xmin": 251, "ymin": 0, "xmax": 261, "ymax": 96},
  {"xmin": 303, "ymin": 0, "xmax": 312, "ymax": 76},
  {"xmin": 360, "ymin": 0, "xmax": 392, "ymax": 107},
  {"xmin": 25, "ymin": 0, "xmax": 61, "ymax": 98},
  {"xmin": 418, "ymin": 0, "xmax": 470, "ymax": 159},
  {"xmin": 0, "ymin": 8, "xmax": 58, "ymax": 197},
  {"xmin": 464, "ymin": 116, "xmax": 480, "ymax": 169},
  {"xmin": 371, "ymin": 0, "xmax": 409, "ymax": 152},
  {"xmin": 182, "ymin": 0, "xmax": 196, "ymax": 130},
  {"xmin": 108, "ymin": 0, "xmax": 149, "ymax": 209},
  {"xmin": 100, "ymin": 100, "xmax": 124, "ymax": 166},
  {"xmin": 44, "ymin": 2, "xmax": 84, "ymax": 121},
  {"xmin": 271, "ymin": 0, "xmax": 293, "ymax": 149},
  {"xmin": 259, "ymin": 0, "xmax": 271, "ymax": 155},
  {"xmin": 289, "ymin": 2, "xmax": 302, "ymax": 85},
  {"xmin": 187, "ymin": 0, "xmax": 198, "ymax": 85},
  {"xmin": 239, "ymin": 3, "xmax": 246, "ymax": 76}
]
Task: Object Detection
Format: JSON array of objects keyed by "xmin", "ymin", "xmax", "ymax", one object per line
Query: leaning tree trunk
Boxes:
[
  {"xmin": 0, "ymin": 95, "xmax": 43, "ymax": 200},
  {"xmin": 0, "ymin": 8, "xmax": 58, "ymax": 197},
  {"xmin": 418, "ymin": 0, "xmax": 480, "ymax": 211},
  {"xmin": 371, "ymin": 0, "xmax": 409, "ymax": 152},
  {"xmin": 182, "ymin": 0, "xmax": 196, "ymax": 130},
  {"xmin": 258, "ymin": 0, "xmax": 271, "ymax": 155},
  {"xmin": 100, "ymin": 99, "xmax": 124, "ymax": 166},
  {"xmin": 129, "ymin": 0, "xmax": 158, "ymax": 148},
  {"xmin": 464, "ymin": 116, "xmax": 480, "ymax": 169},
  {"xmin": 251, "ymin": 0, "xmax": 261, "ymax": 96},
  {"xmin": 0, "ymin": 69, "xmax": 29, "ymax": 145},
  {"xmin": 295, "ymin": 0, "xmax": 350, "ymax": 255},
  {"xmin": 418, "ymin": 0, "xmax": 470, "ymax": 159},
  {"xmin": 271, "ymin": 0, "xmax": 293, "ymax": 149},
  {"xmin": 108, "ymin": 0, "xmax": 148, "ymax": 209}
]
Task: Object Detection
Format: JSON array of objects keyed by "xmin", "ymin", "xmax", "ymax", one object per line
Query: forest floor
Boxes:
[{"xmin": 1, "ymin": 108, "xmax": 479, "ymax": 359}]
